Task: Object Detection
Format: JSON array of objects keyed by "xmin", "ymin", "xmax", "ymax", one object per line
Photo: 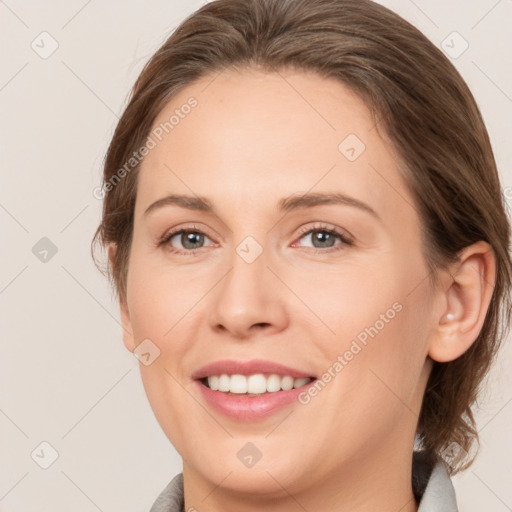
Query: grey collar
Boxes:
[{"xmin": 417, "ymin": 460, "xmax": 458, "ymax": 511}]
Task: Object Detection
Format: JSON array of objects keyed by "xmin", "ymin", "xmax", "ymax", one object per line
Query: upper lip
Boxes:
[{"xmin": 191, "ymin": 359, "xmax": 316, "ymax": 380}]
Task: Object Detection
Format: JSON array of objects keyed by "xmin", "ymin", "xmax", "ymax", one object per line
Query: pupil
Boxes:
[
  {"xmin": 314, "ymin": 231, "xmax": 334, "ymax": 248},
  {"xmin": 183, "ymin": 232, "xmax": 204, "ymax": 249}
]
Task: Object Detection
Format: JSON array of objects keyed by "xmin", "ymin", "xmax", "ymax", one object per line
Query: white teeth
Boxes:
[
  {"xmin": 266, "ymin": 374, "xmax": 281, "ymax": 392},
  {"xmin": 293, "ymin": 377, "xmax": 310, "ymax": 388},
  {"xmin": 208, "ymin": 375, "xmax": 219, "ymax": 391},
  {"xmin": 281, "ymin": 376, "xmax": 294, "ymax": 391},
  {"xmin": 218, "ymin": 374, "xmax": 230, "ymax": 392},
  {"xmin": 248, "ymin": 374, "xmax": 267, "ymax": 394},
  {"xmin": 206, "ymin": 373, "xmax": 313, "ymax": 394},
  {"xmin": 230, "ymin": 374, "xmax": 247, "ymax": 394}
]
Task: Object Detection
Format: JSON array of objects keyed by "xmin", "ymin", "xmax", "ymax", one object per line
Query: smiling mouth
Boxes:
[{"xmin": 200, "ymin": 374, "xmax": 316, "ymax": 396}]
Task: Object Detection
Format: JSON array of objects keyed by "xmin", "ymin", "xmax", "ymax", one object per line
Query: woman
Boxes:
[{"xmin": 92, "ymin": 0, "xmax": 511, "ymax": 510}]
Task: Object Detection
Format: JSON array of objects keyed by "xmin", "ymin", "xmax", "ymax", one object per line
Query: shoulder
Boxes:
[
  {"xmin": 149, "ymin": 473, "xmax": 184, "ymax": 512},
  {"xmin": 414, "ymin": 452, "xmax": 458, "ymax": 511}
]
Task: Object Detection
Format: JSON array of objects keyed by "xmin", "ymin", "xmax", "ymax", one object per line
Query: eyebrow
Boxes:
[{"xmin": 143, "ymin": 192, "xmax": 380, "ymax": 220}]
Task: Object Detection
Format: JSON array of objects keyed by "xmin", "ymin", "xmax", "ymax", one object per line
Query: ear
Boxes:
[
  {"xmin": 108, "ymin": 244, "xmax": 136, "ymax": 353},
  {"xmin": 428, "ymin": 241, "xmax": 496, "ymax": 362}
]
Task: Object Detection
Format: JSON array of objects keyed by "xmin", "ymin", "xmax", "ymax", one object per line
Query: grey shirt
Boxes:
[{"xmin": 150, "ymin": 455, "xmax": 458, "ymax": 512}]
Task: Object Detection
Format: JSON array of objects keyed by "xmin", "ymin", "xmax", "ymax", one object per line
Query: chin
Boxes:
[
  {"xmin": 209, "ymin": 464, "xmax": 302, "ymax": 497},
  {"xmin": 186, "ymin": 446, "xmax": 306, "ymax": 495}
]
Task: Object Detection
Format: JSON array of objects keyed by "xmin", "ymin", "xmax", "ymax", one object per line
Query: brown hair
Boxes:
[{"xmin": 92, "ymin": 0, "xmax": 512, "ymax": 472}]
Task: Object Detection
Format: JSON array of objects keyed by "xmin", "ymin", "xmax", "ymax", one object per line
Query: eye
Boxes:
[
  {"xmin": 157, "ymin": 223, "xmax": 353, "ymax": 256},
  {"xmin": 293, "ymin": 223, "xmax": 353, "ymax": 253},
  {"xmin": 158, "ymin": 226, "xmax": 215, "ymax": 255}
]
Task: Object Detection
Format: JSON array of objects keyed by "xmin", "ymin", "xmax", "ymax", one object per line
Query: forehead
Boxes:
[{"xmin": 136, "ymin": 67, "xmax": 415, "ymax": 225}]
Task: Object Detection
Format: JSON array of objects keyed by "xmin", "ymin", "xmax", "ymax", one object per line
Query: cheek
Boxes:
[
  {"xmin": 126, "ymin": 249, "xmax": 209, "ymax": 340},
  {"xmin": 125, "ymin": 255, "xmax": 203, "ymax": 447},
  {"xmin": 311, "ymin": 247, "xmax": 431, "ymax": 405},
  {"xmin": 295, "ymin": 256, "xmax": 406, "ymax": 347},
  {"xmin": 301, "ymin": 290, "xmax": 431, "ymax": 466}
]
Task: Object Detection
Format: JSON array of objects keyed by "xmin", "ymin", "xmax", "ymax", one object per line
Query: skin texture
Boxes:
[{"xmin": 113, "ymin": 68, "xmax": 496, "ymax": 512}]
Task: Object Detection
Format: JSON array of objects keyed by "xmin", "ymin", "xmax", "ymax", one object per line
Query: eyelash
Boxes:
[
  {"xmin": 157, "ymin": 223, "xmax": 354, "ymax": 256},
  {"xmin": 294, "ymin": 224, "xmax": 354, "ymax": 253}
]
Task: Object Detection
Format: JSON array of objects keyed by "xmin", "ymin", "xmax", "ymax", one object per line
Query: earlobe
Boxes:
[
  {"xmin": 108, "ymin": 243, "xmax": 136, "ymax": 353},
  {"xmin": 428, "ymin": 241, "xmax": 496, "ymax": 363}
]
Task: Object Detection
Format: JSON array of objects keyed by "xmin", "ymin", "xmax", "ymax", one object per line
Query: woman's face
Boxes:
[{"xmin": 121, "ymin": 68, "xmax": 438, "ymax": 496}]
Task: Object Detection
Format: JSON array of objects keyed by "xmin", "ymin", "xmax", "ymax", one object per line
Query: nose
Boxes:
[{"xmin": 208, "ymin": 242, "xmax": 288, "ymax": 340}]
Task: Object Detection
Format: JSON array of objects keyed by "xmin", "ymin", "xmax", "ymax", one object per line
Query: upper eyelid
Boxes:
[
  {"xmin": 293, "ymin": 228, "xmax": 353, "ymax": 248},
  {"xmin": 163, "ymin": 224, "xmax": 345, "ymax": 237},
  {"xmin": 297, "ymin": 222, "xmax": 352, "ymax": 238}
]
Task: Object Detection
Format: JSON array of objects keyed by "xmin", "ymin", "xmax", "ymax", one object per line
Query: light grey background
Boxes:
[{"xmin": 1, "ymin": 1, "xmax": 511, "ymax": 510}]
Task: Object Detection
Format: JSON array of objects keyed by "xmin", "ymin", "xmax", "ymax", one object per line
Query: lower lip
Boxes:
[{"xmin": 195, "ymin": 380, "xmax": 315, "ymax": 420}]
